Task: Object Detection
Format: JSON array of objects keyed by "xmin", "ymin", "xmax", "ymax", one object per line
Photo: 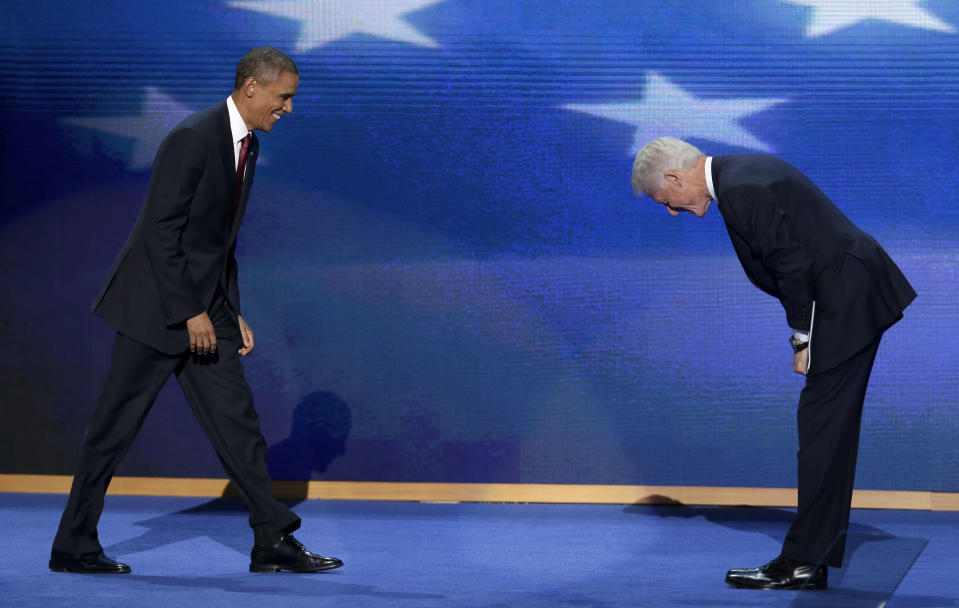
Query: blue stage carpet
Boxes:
[{"xmin": 2, "ymin": 493, "xmax": 957, "ymax": 607}]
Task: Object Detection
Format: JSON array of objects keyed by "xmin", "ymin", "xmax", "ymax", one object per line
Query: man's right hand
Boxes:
[
  {"xmin": 186, "ymin": 311, "xmax": 216, "ymax": 355},
  {"xmin": 793, "ymin": 348, "xmax": 808, "ymax": 376}
]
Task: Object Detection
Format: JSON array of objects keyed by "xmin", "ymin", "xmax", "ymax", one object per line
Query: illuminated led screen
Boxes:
[{"xmin": 1, "ymin": 0, "xmax": 956, "ymax": 491}]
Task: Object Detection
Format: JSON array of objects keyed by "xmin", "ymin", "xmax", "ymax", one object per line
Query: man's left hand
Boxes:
[
  {"xmin": 793, "ymin": 348, "xmax": 808, "ymax": 376},
  {"xmin": 238, "ymin": 315, "xmax": 255, "ymax": 356}
]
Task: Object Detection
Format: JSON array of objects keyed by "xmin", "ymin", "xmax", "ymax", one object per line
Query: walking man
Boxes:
[{"xmin": 51, "ymin": 47, "xmax": 343, "ymax": 575}]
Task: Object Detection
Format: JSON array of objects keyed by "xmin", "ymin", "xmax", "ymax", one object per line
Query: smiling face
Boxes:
[
  {"xmin": 236, "ymin": 70, "xmax": 299, "ymax": 132},
  {"xmin": 648, "ymin": 169, "xmax": 712, "ymax": 217}
]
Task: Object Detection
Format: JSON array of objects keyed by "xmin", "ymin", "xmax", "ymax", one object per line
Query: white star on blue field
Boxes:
[
  {"xmin": 62, "ymin": 88, "xmax": 192, "ymax": 170},
  {"xmin": 563, "ymin": 73, "xmax": 787, "ymax": 154},
  {"xmin": 227, "ymin": 0, "xmax": 447, "ymax": 51},
  {"xmin": 780, "ymin": 0, "xmax": 955, "ymax": 37}
]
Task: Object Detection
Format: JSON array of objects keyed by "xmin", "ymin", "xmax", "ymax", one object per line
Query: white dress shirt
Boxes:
[
  {"xmin": 705, "ymin": 156, "xmax": 717, "ymax": 202},
  {"xmin": 226, "ymin": 96, "xmax": 251, "ymax": 170}
]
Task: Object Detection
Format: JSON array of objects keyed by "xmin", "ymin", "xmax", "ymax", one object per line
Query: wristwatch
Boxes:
[{"xmin": 789, "ymin": 335, "xmax": 809, "ymax": 353}]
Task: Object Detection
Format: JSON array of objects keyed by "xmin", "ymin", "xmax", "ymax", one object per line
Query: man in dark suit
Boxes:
[
  {"xmin": 631, "ymin": 137, "xmax": 915, "ymax": 590},
  {"xmin": 50, "ymin": 47, "xmax": 343, "ymax": 575}
]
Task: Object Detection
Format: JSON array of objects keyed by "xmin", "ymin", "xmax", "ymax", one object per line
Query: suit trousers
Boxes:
[
  {"xmin": 780, "ymin": 334, "xmax": 882, "ymax": 568},
  {"xmin": 53, "ymin": 301, "xmax": 300, "ymax": 554}
]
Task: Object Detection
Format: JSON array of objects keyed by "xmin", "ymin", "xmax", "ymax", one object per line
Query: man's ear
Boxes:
[
  {"xmin": 663, "ymin": 171, "xmax": 682, "ymax": 189},
  {"xmin": 242, "ymin": 76, "xmax": 257, "ymax": 99}
]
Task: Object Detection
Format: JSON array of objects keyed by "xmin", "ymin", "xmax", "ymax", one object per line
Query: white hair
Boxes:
[{"xmin": 631, "ymin": 137, "xmax": 704, "ymax": 195}]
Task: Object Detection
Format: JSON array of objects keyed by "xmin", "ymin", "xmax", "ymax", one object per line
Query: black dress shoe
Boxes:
[
  {"xmin": 250, "ymin": 534, "xmax": 343, "ymax": 573},
  {"xmin": 725, "ymin": 555, "xmax": 827, "ymax": 590},
  {"xmin": 49, "ymin": 549, "xmax": 131, "ymax": 574}
]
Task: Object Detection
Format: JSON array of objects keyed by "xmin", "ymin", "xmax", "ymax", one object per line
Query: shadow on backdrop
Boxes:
[
  {"xmin": 626, "ymin": 497, "xmax": 933, "ymax": 607},
  {"xmin": 228, "ymin": 390, "xmax": 353, "ymax": 502},
  {"xmin": 104, "ymin": 391, "xmax": 352, "ymax": 557}
]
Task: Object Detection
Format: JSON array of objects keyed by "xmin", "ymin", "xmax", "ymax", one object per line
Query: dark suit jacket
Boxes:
[
  {"xmin": 712, "ymin": 154, "xmax": 915, "ymax": 373},
  {"xmin": 92, "ymin": 101, "xmax": 258, "ymax": 354}
]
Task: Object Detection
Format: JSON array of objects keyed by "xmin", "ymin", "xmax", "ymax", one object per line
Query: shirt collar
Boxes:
[
  {"xmin": 226, "ymin": 95, "xmax": 250, "ymax": 145},
  {"xmin": 705, "ymin": 156, "xmax": 717, "ymax": 202}
]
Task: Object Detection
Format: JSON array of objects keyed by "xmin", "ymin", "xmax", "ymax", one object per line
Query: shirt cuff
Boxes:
[{"xmin": 792, "ymin": 330, "xmax": 809, "ymax": 343}]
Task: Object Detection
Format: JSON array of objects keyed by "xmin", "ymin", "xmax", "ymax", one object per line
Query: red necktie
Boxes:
[{"xmin": 233, "ymin": 133, "xmax": 251, "ymax": 215}]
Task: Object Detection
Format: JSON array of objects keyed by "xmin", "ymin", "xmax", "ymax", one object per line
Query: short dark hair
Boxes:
[{"xmin": 234, "ymin": 46, "xmax": 298, "ymax": 90}]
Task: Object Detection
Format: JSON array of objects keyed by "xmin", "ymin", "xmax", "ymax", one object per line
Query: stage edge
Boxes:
[{"xmin": 1, "ymin": 475, "xmax": 957, "ymax": 510}]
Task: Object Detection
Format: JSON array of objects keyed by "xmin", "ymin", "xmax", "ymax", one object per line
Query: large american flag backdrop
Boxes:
[{"xmin": 1, "ymin": 1, "xmax": 956, "ymax": 491}]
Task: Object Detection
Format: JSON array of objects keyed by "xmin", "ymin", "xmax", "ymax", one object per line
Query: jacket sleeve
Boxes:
[
  {"xmin": 728, "ymin": 185, "xmax": 815, "ymax": 331},
  {"xmin": 226, "ymin": 243, "xmax": 242, "ymax": 316},
  {"xmin": 142, "ymin": 127, "xmax": 208, "ymax": 326}
]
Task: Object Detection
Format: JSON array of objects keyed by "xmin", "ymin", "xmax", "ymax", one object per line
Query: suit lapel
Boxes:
[
  {"xmin": 216, "ymin": 102, "xmax": 236, "ymax": 207},
  {"xmin": 713, "ymin": 156, "xmax": 781, "ymax": 298},
  {"xmin": 226, "ymin": 132, "xmax": 257, "ymax": 242},
  {"xmin": 712, "ymin": 156, "xmax": 740, "ymax": 236},
  {"xmin": 711, "ymin": 156, "xmax": 749, "ymax": 242}
]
